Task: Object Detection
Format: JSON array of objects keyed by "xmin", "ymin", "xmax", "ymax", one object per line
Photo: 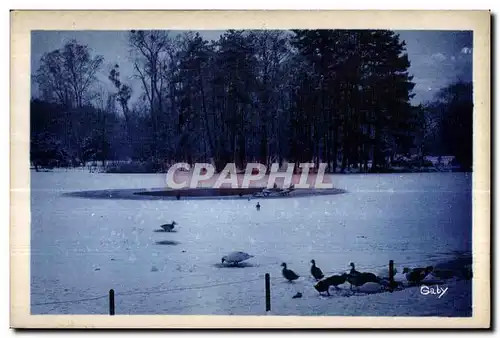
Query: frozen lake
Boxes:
[{"xmin": 30, "ymin": 171, "xmax": 472, "ymax": 316}]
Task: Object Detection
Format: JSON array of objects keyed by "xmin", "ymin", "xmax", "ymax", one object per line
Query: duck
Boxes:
[
  {"xmin": 402, "ymin": 266, "xmax": 434, "ymax": 284},
  {"xmin": 160, "ymin": 221, "xmax": 177, "ymax": 232},
  {"xmin": 324, "ymin": 273, "xmax": 348, "ymax": 289},
  {"xmin": 431, "ymin": 268, "xmax": 455, "ymax": 280},
  {"xmin": 310, "ymin": 260, "xmax": 324, "ymax": 281},
  {"xmin": 349, "ymin": 262, "xmax": 360, "ymax": 276},
  {"xmin": 347, "ymin": 263, "xmax": 380, "ymax": 290},
  {"xmin": 313, "ymin": 279, "xmax": 332, "ymax": 296},
  {"xmin": 346, "ymin": 271, "xmax": 380, "ymax": 290},
  {"xmin": 221, "ymin": 251, "xmax": 254, "ymax": 265},
  {"xmin": 256, "ymin": 202, "xmax": 261, "ymax": 211},
  {"xmin": 314, "ymin": 273, "xmax": 348, "ymax": 296},
  {"xmin": 292, "ymin": 292, "xmax": 302, "ymax": 299},
  {"xmin": 281, "ymin": 262, "xmax": 299, "ymax": 282}
]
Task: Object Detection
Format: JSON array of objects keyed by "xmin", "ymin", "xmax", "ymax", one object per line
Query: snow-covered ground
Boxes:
[{"xmin": 30, "ymin": 171, "xmax": 472, "ymax": 316}]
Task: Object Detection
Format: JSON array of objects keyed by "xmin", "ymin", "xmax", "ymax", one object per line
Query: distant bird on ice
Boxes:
[
  {"xmin": 281, "ymin": 262, "xmax": 300, "ymax": 282},
  {"xmin": 160, "ymin": 221, "xmax": 177, "ymax": 232},
  {"xmin": 221, "ymin": 251, "xmax": 254, "ymax": 265},
  {"xmin": 310, "ymin": 260, "xmax": 325, "ymax": 280},
  {"xmin": 256, "ymin": 202, "xmax": 261, "ymax": 211}
]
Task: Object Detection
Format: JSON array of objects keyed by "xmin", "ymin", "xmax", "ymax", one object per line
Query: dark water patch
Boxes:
[
  {"xmin": 63, "ymin": 187, "xmax": 346, "ymax": 201},
  {"xmin": 154, "ymin": 240, "xmax": 180, "ymax": 246},
  {"xmin": 137, "ymin": 187, "xmax": 263, "ymax": 198}
]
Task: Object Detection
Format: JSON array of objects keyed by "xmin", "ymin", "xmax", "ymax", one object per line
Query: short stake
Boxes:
[
  {"xmin": 265, "ymin": 273, "xmax": 271, "ymax": 312},
  {"xmin": 109, "ymin": 289, "xmax": 115, "ymax": 315},
  {"xmin": 389, "ymin": 260, "xmax": 395, "ymax": 292}
]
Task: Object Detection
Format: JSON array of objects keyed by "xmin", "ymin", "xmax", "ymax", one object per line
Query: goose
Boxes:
[
  {"xmin": 402, "ymin": 266, "xmax": 434, "ymax": 284},
  {"xmin": 256, "ymin": 202, "xmax": 261, "ymax": 211},
  {"xmin": 281, "ymin": 263, "xmax": 299, "ymax": 282},
  {"xmin": 221, "ymin": 251, "xmax": 254, "ymax": 265},
  {"xmin": 349, "ymin": 262, "xmax": 360, "ymax": 276},
  {"xmin": 314, "ymin": 273, "xmax": 348, "ymax": 296},
  {"xmin": 431, "ymin": 268, "xmax": 455, "ymax": 280},
  {"xmin": 160, "ymin": 221, "xmax": 177, "ymax": 232},
  {"xmin": 314, "ymin": 279, "xmax": 332, "ymax": 296},
  {"xmin": 347, "ymin": 263, "xmax": 379, "ymax": 290},
  {"xmin": 324, "ymin": 273, "xmax": 348, "ymax": 289},
  {"xmin": 310, "ymin": 260, "xmax": 324, "ymax": 281},
  {"xmin": 346, "ymin": 272, "xmax": 380, "ymax": 290}
]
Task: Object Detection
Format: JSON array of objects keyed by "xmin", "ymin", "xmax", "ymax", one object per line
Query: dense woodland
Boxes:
[{"xmin": 30, "ymin": 30, "xmax": 473, "ymax": 173}]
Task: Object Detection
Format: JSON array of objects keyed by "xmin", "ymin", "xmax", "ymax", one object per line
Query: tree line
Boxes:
[{"xmin": 31, "ymin": 30, "xmax": 473, "ymax": 172}]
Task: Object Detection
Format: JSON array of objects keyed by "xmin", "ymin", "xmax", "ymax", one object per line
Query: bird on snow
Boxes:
[
  {"xmin": 256, "ymin": 202, "xmax": 261, "ymax": 211},
  {"xmin": 346, "ymin": 272, "xmax": 380, "ymax": 290},
  {"xmin": 160, "ymin": 221, "xmax": 177, "ymax": 232},
  {"xmin": 347, "ymin": 262, "xmax": 380, "ymax": 290},
  {"xmin": 314, "ymin": 273, "xmax": 348, "ymax": 296},
  {"xmin": 221, "ymin": 251, "xmax": 254, "ymax": 265},
  {"xmin": 402, "ymin": 266, "xmax": 434, "ymax": 284},
  {"xmin": 310, "ymin": 260, "xmax": 325, "ymax": 280},
  {"xmin": 281, "ymin": 262, "xmax": 300, "ymax": 282},
  {"xmin": 314, "ymin": 279, "xmax": 332, "ymax": 296},
  {"xmin": 430, "ymin": 268, "xmax": 455, "ymax": 280},
  {"xmin": 324, "ymin": 273, "xmax": 348, "ymax": 289},
  {"xmin": 349, "ymin": 262, "xmax": 360, "ymax": 276}
]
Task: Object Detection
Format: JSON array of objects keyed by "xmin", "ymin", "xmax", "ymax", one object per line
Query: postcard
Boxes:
[{"xmin": 10, "ymin": 10, "xmax": 490, "ymax": 329}]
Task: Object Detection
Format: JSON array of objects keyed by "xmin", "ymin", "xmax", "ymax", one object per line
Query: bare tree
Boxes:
[
  {"xmin": 34, "ymin": 40, "xmax": 104, "ymax": 165},
  {"xmin": 109, "ymin": 64, "xmax": 133, "ymax": 153},
  {"xmin": 36, "ymin": 40, "xmax": 103, "ymax": 109},
  {"xmin": 128, "ymin": 30, "xmax": 171, "ymax": 161}
]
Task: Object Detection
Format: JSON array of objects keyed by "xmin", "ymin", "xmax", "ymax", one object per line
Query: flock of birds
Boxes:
[
  {"xmin": 217, "ymin": 251, "xmax": 437, "ymax": 298},
  {"xmin": 284, "ymin": 260, "xmax": 435, "ymax": 296},
  {"xmin": 157, "ymin": 201, "xmax": 463, "ymax": 299}
]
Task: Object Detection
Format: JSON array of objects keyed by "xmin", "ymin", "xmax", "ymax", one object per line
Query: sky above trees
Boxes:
[{"xmin": 31, "ymin": 30, "xmax": 472, "ymax": 105}]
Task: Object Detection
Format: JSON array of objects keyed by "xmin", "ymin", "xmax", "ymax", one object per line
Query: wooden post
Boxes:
[
  {"xmin": 389, "ymin": 260, "xmax": 394, "ymax": 292},
  {"xmin": 109, "ymin": 289, "xmax": 115, "ymax": 315},
  {"xmin": 265, "ymin": 273, "xmax": 271, "ymax": 312}
]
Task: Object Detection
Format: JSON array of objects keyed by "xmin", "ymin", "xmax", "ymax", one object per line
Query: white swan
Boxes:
[{"xmin": 221, "ymin": 251, "xmax": 254, "ymax": 265}]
